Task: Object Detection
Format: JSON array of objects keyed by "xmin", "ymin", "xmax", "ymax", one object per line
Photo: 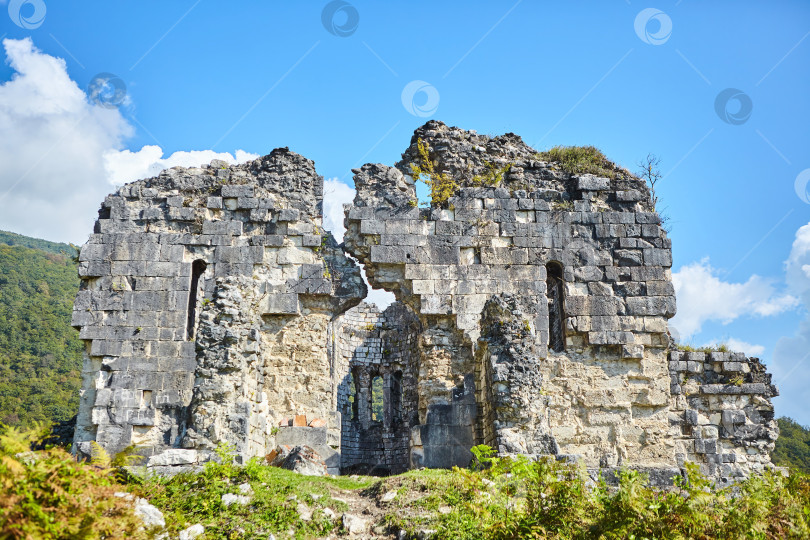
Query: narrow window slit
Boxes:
[
  {"xmin": 546, "ymin": 261, "xmax": 565, "ymax": 352},
  {"xmin": 186, "ymin": 259, "xmax": 207, "ymax": 340}
]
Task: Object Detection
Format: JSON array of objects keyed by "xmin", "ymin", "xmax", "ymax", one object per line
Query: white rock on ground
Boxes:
[
  {"xmin": 221, "ymin": 493, "xmax": 252, "ymax": 506},
  {"xmin": 133, "ymin": 497, "xmax": 165, "ymax": 528},
  {"xmin": 342, "ymin": 514, "xmax": 368, "ymax": 535},
  {"xmin": 297, "ymin": 502, "xmax": 312, "ymax": 521},
  {"xmin": 179, "ymin": 523, "xmax": 205, "ymax": 540},
  {"xmin": 381, "ymin": 491, "xmax": 397, "ymax": 502},
  {"xmin": 146, "ymin": 449, "xmax": 198, "ymax": 467}
]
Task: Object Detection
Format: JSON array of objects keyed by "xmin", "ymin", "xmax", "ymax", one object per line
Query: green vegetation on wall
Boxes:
[
  {"xmin": 536, "ymin": 145, "xmax": 620, "ymax": 179},
  {"xmin": 0, "ymin": 239, "xmax": 82, "ymax": 427}
]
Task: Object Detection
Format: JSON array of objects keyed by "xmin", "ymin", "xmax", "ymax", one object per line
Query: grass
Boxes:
[
  {"xmin": 5, "ymin": 427, "xmax": 810, "ymax": 539},
  {"xmin": 138, "ymin": 460, "xmax": 376, "ymax": 539},
  {"xmin": 536, "ymin": 145, "xmax": 621, "ymax": 179},
  {"xmin": 677, "ymin": 342, "xmax": 730, "ymax": 353}
]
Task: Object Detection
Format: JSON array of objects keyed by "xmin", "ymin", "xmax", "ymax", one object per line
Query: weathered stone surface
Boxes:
[
  {"xmin": 73, "ymin": 121, "xmax": 778, "ymax": 484},
  {"xmin": 267, "ymin": 445, "xmax": 328, "ymax": 476}
]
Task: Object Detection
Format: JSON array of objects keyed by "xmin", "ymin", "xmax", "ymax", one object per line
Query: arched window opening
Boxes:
[
  {"xmin": 186, "ymin": 260, "xmax": 207, "ymax": 340},
  {"xmin": 391, "ymin": 371, "xmax": 403, "ymax": 425},
  {"xmin": 348, "ymin": 369, "xmax": 359, "ymax": 421},
  {"xmin": 371, "ymin": 375, "xmax": 384, "ymax": 422},
  {"xmin": 546, "ymin": 261, "xmax": 565, "ymax": 352}
]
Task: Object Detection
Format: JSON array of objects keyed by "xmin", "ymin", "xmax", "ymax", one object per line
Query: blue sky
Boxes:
[{"xmin": 1, "ymin": 1, "xmax": 809, "ymax": 422}]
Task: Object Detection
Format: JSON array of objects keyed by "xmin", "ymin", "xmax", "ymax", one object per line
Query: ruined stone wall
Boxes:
[
  {"xmin": 72, "ymin": 120, "xmax": 779, "ymax": 483},
  {"xmin": 668, "ymin": 350, "xmax": 779, "ymax": 481},
  {"xmin": 333, "ymin": 302, "xmax": 420, "ymax": 474},
  {"xmin": 72, "ymin": 150, "xmax": 365, "ymax": 463},
  {"xmin": 343, "ymin": 121, "xmax": 702, "ymax": 473}
]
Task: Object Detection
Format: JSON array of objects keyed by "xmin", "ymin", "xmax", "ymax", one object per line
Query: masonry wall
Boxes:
[
  {"xmin": 343, "ymin": 121, "xmax": 777, "ymax": 481},
  {"xmin": 72, "ymin": 150, "xmax": 365, "ymax": 463},
  {"xmin": 668, "ymin": 350, "xmax": 779, "ymax": 480},
  {"xmin": 72, "ymin": 120, "xmax": 779, "ymax": 484},
  {"xmin": 334, "ymin": 302, "xmax": 420, "ymax": 474}
]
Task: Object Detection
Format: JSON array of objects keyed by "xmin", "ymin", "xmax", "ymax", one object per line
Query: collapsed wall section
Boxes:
[
  {"xmin": 333, "ymin": 302, "xmax": 420, "ymax": 474},
  {"xmin": 71, "ymin": 149, "xmax": 365, "ymax": 464},
  {"xmin": 669, "ymin": 350, "xmax": 779, "ymax": 481},
  {"xmin": 343, "ymin": 121, "xmax": 678, "ymax": 470}
]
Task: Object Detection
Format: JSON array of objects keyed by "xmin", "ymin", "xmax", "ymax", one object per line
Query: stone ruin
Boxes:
[{"xmin": 71, "ymin": 121, "xmax": 779, "ymax": 483}]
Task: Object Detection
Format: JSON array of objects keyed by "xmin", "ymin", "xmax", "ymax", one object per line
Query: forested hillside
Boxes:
[
  {"xmin": 0, "ymin": 235, "xmax": 82, "ymax": 427},
  {"xmin": 0, "ymin": 230, "xmax": 76, "ymax": 257}
]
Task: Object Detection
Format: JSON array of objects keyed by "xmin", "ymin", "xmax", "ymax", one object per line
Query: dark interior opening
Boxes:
[
  {"xmin": 391, "ymin": 370, "xmax": 403, "ymax": 425},
  {"xmin": 546, "ymin": 261, "xmax": 565, "ymax": 352},
  {"xmin": 350, "ymin": 368, "xmax": 360, "ymax": 421},
  {"xmin": 186, "ymin": 259, "xmax": 207, "ymax": 340}
]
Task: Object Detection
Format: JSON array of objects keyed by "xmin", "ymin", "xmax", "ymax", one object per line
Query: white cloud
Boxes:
[
  {"xmin": 772, "ymin": 222, "xmax": 810, "ymax": 423},
  {"xmin": 322, "ymin": 178, "xmax": 355, "ymax": 242},
  {"xmin": 0, "ymin": 38, "xmax": 255, "ymax": 244},
  {"xmin": 104, "ymin": 146, "xmax": 258, "ymax": 186},
  {"xmin": 0, "ymin": 38, "xmax": 131, "ymax": 243},
  {"xmin": 670, "ymin": 258, "xmax": 797, "ymax": 338}
]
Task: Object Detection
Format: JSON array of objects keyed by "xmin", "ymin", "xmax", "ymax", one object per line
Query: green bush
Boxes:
[
  {"xmin": 536, "ymin": 145, "xmax": 619, "ymax": 179},
  {"xmin": 0, "ymin": 424, "xmax": 146, "ymax": 539}
]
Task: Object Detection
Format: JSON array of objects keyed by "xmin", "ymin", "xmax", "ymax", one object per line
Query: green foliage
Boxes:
[
  {"xmin": 537, "ymin": 145, "xmax": 619, "ymax": 179},
  {"xmin": 471, "ymin": 161, "xmax": 512, "ymax": 187},
  {"xmin": 371, "ymin": 375, "xmax": 384, "ymax": 422},
  {"xmin": 677, "ymin": 342, "xmax": 729, "ymax": 353},
  {"xmin": 0, "ymin": 423, "xmax": 146, "ymax": 539},
  {"xmin": 773, "ymin": 417, "xmax": 810, "ymax": 474},
  {"xmin": 0, "ymin": 240, "xmax": 83, "ymax": 427},
  {"xmin": 0, "ymin": 230, "xmax": 77, "ymax": 258},
  {"xmin": 410, "ymin": 138, "xmax": 459, "ymax": 208},
  {"xmin": 377, "ymin": 446, "xmax": 810, "ymax": 540},
  {"xmin": 214, "ymin": 441, "xmax": 237, "ymax": 465},
  {"xmin": 138, "ymin": 457, "xmax": 374, "ymax": 539}
]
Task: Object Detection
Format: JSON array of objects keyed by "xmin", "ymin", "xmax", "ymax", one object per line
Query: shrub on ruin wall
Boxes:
[{"xmin": 536, "ymin": 145, "xmax": 620, "ymax": 179}]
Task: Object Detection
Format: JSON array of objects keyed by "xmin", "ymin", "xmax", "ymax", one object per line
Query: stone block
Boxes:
[
  {"xmin": 263, "ymin": 293, "xmax": 299, "ymax": 315},
  {"xmin": 147, "ymin": 449, "xmax": 198, "ymax": 467},
  {"xmin": 576, "ymin": 175, "xmax": 611, "ymax": 191},
  {"xmin": 221, "ymin": 185, "xmax": 254, "ymax": 198},
  {"xmin": 277, "ymin": 426, "xmax": 327, "ymax": 447}
]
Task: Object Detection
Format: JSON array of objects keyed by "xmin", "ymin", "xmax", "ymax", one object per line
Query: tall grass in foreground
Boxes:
[{"xmin": 2, "ymin": 425, "xmax": 809, "ymax": 539}]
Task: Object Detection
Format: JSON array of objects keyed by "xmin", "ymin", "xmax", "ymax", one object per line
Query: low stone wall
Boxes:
[{"xmin": 668, "ymin": 350, "xmax": 779, "ymax": 482}]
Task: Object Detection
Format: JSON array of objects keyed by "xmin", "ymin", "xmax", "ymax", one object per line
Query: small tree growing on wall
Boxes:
[
  {"xmin": 637, "ymin": 153, "xmax": 670, "ymax": 232},
  {"xmin": 637, "ymin": 153, "xmax": 662, "ymax": 208}
]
